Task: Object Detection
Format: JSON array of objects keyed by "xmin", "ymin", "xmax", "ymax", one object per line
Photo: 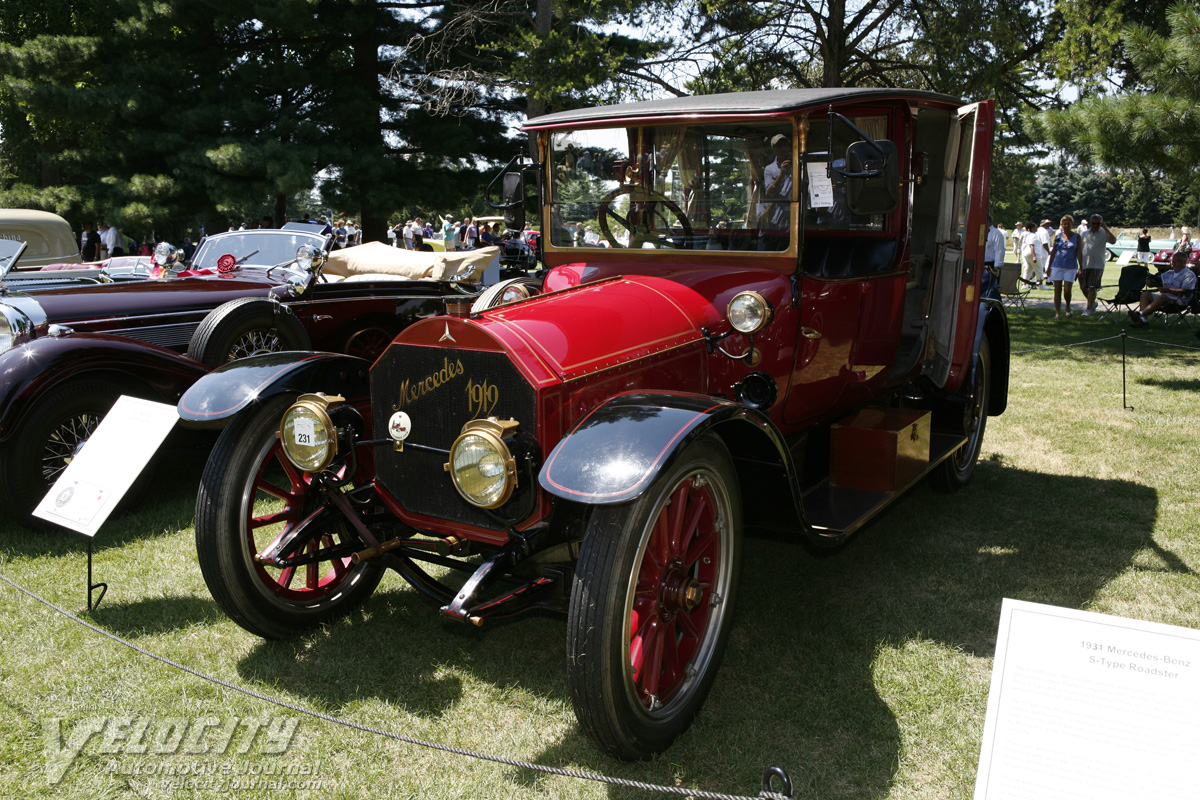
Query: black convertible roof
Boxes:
[{"xmin": 523, "ymin": 88, "xmax": 963, "ymax": 130}]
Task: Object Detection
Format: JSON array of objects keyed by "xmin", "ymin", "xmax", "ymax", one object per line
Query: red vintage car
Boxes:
[
  {"xmin": 180, "ymin": 88, "xmax": 1008, "ymax": 759},
  {"xmin": 0, "ymin": 227, "xmax": 496, "ymax": 527}
]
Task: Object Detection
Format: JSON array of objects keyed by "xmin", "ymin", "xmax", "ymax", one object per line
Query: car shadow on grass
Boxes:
[
  {"xmin": 229, "ymin": 464, "xmax": 1161, "ymax": 800},
  {"xmin": 1136, "ymin": 375, "xmax": 1200, "ymax": 393}
]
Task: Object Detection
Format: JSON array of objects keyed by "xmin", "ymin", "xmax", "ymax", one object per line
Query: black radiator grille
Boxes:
[{"xmin": 371, "ymin": 343, "xmax": 537, "ymax": 530}]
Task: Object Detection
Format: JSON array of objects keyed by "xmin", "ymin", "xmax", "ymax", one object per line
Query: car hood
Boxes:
[{"xmin": 1, "ymin": 273, "xmax": 281, "ymax": 325}]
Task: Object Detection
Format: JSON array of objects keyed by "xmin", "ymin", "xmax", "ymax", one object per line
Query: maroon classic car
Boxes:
[
  {"xmin": 0, "ymin": 226, "xmax": 494, "ymax": 527},
  {"xmin": 179, "ymin": 88, "xmax": 1008, "ymax": 759}
]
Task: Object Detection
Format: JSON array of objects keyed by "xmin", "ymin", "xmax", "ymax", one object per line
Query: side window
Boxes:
[{"xmin": 803, "ymin": 115, "xmax": 888, "ymax": 232}]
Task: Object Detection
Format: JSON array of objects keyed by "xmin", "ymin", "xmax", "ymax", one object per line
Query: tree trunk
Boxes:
[{"xmin": 524, "ymin": 0, "xmax": 552, "ymax": 159}]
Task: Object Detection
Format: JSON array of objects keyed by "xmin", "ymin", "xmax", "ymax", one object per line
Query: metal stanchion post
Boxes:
[
  {"xmin": 87, "ymin": 539, "xmax": 107, "ymax": 612},
  {"xmin": 1121, "ymin": 330, "xmax": 1132, "ymax": 410}
]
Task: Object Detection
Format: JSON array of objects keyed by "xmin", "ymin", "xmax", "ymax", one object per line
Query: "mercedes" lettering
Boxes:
[{"xmin": 392, "ymin": 357, "xmax": 465, "ymax": 411}]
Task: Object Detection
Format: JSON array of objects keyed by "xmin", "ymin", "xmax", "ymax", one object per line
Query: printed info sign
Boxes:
[
  {"xmin": 32, "ymin": 396, "xmax": 178, "ymax": 537},
  {"xmin": 974, "ymin": 599, "xmax": 1200, "ymax": 800}
]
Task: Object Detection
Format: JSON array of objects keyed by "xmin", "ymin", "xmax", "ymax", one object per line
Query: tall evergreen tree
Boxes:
[{"xmin": 1040, "ymin": 1, "xmax": 1200, "ymax": 226}]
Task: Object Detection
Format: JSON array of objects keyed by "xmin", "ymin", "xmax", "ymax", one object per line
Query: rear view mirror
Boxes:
[
  {"xmin": 502, "ymin": 172, "xmax": 525, "ymax": 234},
  {"xmin": 844, "ymin": 139, "xmax": 899, "ymax": 215}
]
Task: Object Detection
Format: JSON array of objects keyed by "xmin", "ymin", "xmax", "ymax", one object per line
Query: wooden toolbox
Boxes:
[{"xmin": 830, "ymin": 408, "xmax": 931, "ymax": 492}]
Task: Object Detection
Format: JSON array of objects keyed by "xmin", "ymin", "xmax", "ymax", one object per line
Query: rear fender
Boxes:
[
  {"xmin": 177, "ymin": 351, "xmax": 371, "ymax": 429},
  {"xmin": 972, "ymin": 299, "xmax": 1009, "ymax": 416},
  {"xmin": 539, "ymin": 391, "xmax": 812, "ymax": 537},
  {"xmin": 0, "ymin": 334, "xmax": 209, "ymax": 443}
]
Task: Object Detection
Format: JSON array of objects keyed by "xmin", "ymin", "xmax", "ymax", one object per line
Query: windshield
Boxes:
[
  {"xmin": 0, "ymin": 239, "xmax": 25, "ymax": 276},
  {"xmin": 549, "ymin": 122, "xmax": 794, "ymax": 252},
  {"xmin": 191, "ymin": 231, "xmax": 325, "ymax": 271}
]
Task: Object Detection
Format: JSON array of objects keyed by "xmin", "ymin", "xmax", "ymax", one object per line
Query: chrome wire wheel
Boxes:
[
  {"xmin": 41, "ymin": 411, "xmax": 103, "ymax": 485},
  {"xmin": 226, "ymin": 328, "xmax": 284, "ymax": 361}
]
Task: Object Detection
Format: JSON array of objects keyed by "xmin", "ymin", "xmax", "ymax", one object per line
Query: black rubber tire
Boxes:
[
  {"xmin": 567, "ymin": 434, "xmax": 742, "ymax": 760},
  {"xmin": 186, "ymin": 297, "xmax": 311, "ymax": 369},
  {"xmin": 929, "ymin": 338, "xmax": 990, "ymax": 493},
  {"xmin": 194, "ymin": 395, "xmax": 383, "ymax": 639}
]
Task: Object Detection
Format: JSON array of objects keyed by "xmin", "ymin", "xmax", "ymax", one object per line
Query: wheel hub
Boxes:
[{"xmin": 660, "ymin": 561, "xmax": 704, "ymax": 616}]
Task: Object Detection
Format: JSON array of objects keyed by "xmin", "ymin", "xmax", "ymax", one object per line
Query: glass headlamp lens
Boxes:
[{"xmin": 728, "ymin": 291, "xmax": 772, "ymax": 334}]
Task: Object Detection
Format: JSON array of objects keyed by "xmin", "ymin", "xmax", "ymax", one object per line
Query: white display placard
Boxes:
[
  {"xmin": 33, "ymin": 396, "xmax": 179, "ymax": 537},
  {"xmin": 974, "ymin": 599, "xmax": 1200, "ymax": 800},
  {"xmin": 807, "ymin": 162, "xmax": 834, "ymax": 208}
]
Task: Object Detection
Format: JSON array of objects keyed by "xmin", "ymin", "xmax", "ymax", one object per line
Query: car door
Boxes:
[{"xmin": 923, "ymin": 101, "xmax": 993, "ymax": 392}]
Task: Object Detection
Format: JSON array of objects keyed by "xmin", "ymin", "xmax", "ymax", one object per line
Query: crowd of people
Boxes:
[
  {"xmin": 993, "ymin": 217, "xmax": 1195, "ymax": 320},
  {"xmin": 387, "ymin": 216, "xmax": 512, "ymax": 252}
]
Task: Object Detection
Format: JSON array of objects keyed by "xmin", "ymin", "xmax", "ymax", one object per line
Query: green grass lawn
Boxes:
[{"xmin": 2, "ymin": 310, "xmax": 1199, "ymax": 800}]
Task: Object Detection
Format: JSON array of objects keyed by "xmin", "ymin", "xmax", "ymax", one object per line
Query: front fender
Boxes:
[
  {"xmin": 177, "ymin": 351, "xmax": 371, "ymax": 429},
  {"xmin": 0, "ymin": 333, "xmax": 209, "ymax": 443},
  {"xmin": 539, "ymin": 391, "xmax": 810, "ymax": 532}
]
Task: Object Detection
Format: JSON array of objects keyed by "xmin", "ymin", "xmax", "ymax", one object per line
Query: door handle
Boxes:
[{"xmin": 801, "ymin": 327, "xmax": 822, "ymax": 339}]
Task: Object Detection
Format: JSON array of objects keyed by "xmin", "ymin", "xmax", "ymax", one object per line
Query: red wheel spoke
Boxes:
[
  {"xmin": 650, "ymin": 513, "xmax": 670, "ymax": 569},
  {"xmin": 254, "ymin": 477, "xmax": 294, "ymax": 502},
  {"xmin": 278, "ymin": 566, "xmax": 296, "ymax": 589},
  {"xmin": 631, "ymin": 613, "xmax": 659, "ymax": 681},
  {"xmin": 275, "ymin": 450, "xmax": 306, "ymax": 493},
  {"xmin": 661, "ymin": 622, "xmax": 681, "ymax": 688},
  {"xmin": 676, "ymin": 491, "xmax": 708, "ymax": 558},
  {"xmin": 677, "ymin": 609, "xmax": 701, "ymax": 641},
  {"xmin": 640, "ymin": 619, "xmax": 665, "ymax": 699},
  {"xmin": 250, "ymin": 509, "xmax": 295, "ymax": 529},
  {"xmin": 684, "ymin": 529, "xmax": 716, "ymax": 568},
  {"xmin": 665, "ymin": 484, "xmax": 687, "ymax": 557}
]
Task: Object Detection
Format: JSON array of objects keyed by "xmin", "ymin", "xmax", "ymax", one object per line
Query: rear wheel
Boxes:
[
  {"xmin": 567, "ymin": 435, "xmax": 741, "ymax": 759},
  {"xmin": 195, "ymin": 395, "xmax": 383, "ymax": 638},
  {"xmin": 930, "ymin": 338, "xmax": 990, "ymax": 493},
  {"xmin": 339, "ymin": 316, "xmax": 400, "ymax": 361}
]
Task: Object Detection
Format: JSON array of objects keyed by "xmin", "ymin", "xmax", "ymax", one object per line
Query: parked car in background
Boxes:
[
  {"xmin": 0, "ymin": 226, "xmax": 498, "ymax": 527},
  {"xmin": 181, "ymin": 88, "xmax": 1008, "ymax": 759},
  {"xmin": 0, "ymin": 209, "xmax": 82, "ymax": 269},
  {"xmin": 1110, "ymin": 231, "xmax": 1179, "ymax": 262}
]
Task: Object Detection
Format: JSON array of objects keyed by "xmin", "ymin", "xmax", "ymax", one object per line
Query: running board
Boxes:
[{"xmin": 803, "ymin": 432, "xmax": 967, "ymax": 539}]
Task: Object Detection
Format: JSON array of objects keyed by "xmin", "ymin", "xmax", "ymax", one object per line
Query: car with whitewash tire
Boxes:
[
  {"xmin": 0, "ymin": 226, "xmax": 499, "ymax": 528},
  {"xmin": 178, "ymin": 88, "xmax": 1009, "ymax": 760}
]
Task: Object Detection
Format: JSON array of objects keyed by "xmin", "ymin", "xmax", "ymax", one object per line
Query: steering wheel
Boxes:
[{"xmin": 598, "ymin": 186, "xmax": 694, "ymax": 249}]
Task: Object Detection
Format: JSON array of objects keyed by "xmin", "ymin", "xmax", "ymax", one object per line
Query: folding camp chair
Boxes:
[
  {"xmin": 1156, "ymin": 269, "xmax": 1200, "ymax": 328},
  {"xmin": 1098, "ymin": 263, "xmax": 1149, "ymax": 324},
  {"xmin": 998, "ymin": 264, "xmax": 1034, "ymax": 313}
]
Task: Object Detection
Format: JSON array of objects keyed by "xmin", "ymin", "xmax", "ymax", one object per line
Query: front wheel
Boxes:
[
  {"xmin": 930, "ymin": 338, "xmax": 990, "ymax": 493},
  {"xmin": 194, "ymin": 395, "xmax": 383, "ymax": 638},
  {"xmin": 567, "ymin": 435, "xmax": 742, "ymax": 759},
  {"xmin": 0, "ymin": 379, "xmax": 124, "ymax": 530}
]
